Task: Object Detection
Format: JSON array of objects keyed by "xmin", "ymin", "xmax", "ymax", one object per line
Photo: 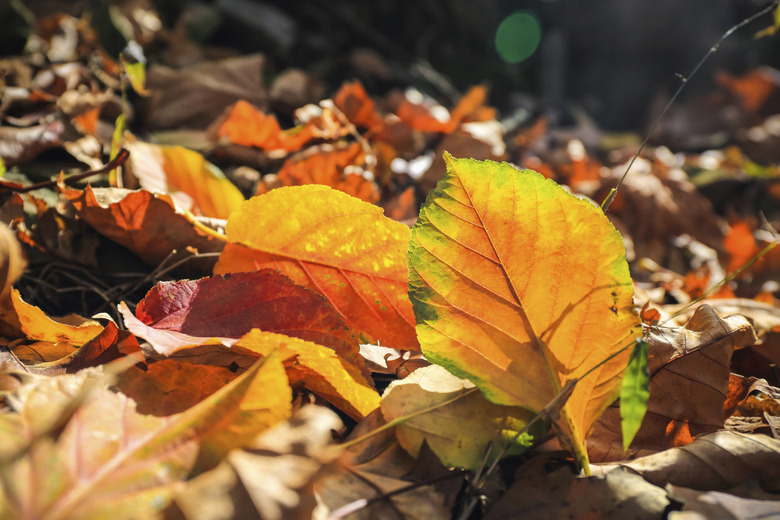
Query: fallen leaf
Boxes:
[
  {"xmin": 334, "ymin": 81, "xmax": 384, "ymax": 131},
  {"xmin": 408, "ymin": 154, "xmax": 640, "ymax": 468},
  {"xmin": 485, "ymin": 459, "xmax": 669, "ymax": 520},
  {"xmin": 144, "ymin": 54, "xmax": 267, "ymax": 130},
  {"xmin": 605, "ymin": 430, "xmax": 780, "ymax": 493},
  {"xmin": 126, "ymin": 271, "xmax": 361, "ymax": 369},
  {"xmin": 168, "ymin": 405, "xmax": 342, "ymax": 520},
  {"xmin": 380, "ymin": 365, "xmax": 537, "ymax": 469},
  {"xmin": 724, "ymin": 220, "xmax": 759, "ymax": 273},
  {"xmin": 0, "ymin": 354, "xmax": 291, "ymax": 518},
  {"xmin": 125, "ymin": 140, "xmax": 245, "ymax": 219},
  {"xmin": 0, "ymin": 288, "xmax": 103, "ymax": 346},
  {"xmin": 215, "ymin": 185, "xmax": 418, "ymax": 349},
  {"xmin": 668, "ymin": 484, "xmax": 780, "ymax": 519},
  {"xmin": 215, "ymin": 99, "xmax": 314, "ymax": 151},
  {"xmin": 234, "ymin": 329, "xmax": 380, "ymax": 420},
  {"xmin": 589, "ymin": 305, "xmax": 758, "ymax": 462},
  {"xmin": 315, "ymin": 409, "xmax": 453, "ymax": 520},
  {"xmin": 257, "ymin": 142, "xmax": 379, "ymax": 203},
  {"xmin": 62, "ymin": 184, "xmax": 225, "ymax": 272}
]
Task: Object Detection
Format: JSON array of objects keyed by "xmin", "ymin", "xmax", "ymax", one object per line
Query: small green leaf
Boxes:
[{"xmin": 620, "ymin": 339, "xmax": 649, "ymax": 451}]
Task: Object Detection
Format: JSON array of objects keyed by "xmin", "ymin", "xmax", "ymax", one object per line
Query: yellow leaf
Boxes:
[
  {"xmin": 126, "ymin": 140, "xmax": 245, "ymax": 219},
  {"xmin": 215, "ymin": 185, "xmax": 418, "ymax": 349},
  {"xmin": 0, "ymin": 289, "xmax": 103, "ymax": 346},
  {"xmin": 408, "ymin": 154, "xmax": 641, "ymax": 470},
  {"xmin": 235, "ymin": 329, "xmax": 380, "ymax": 420}
]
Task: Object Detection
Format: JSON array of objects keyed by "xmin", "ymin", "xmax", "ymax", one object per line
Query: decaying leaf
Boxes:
[
  {"xmin": 315, "ymin": 409, "xmax": 454, "ymax": 520},
  {"xmin": 168, "ymin": 405, "xmax": 343, "ymax": 520},
  {"xmin": 589, "ymin": 304, "xmax": 757, "ymax": 462},
  {"xmin": 380, "ymin": 365, "xmax": 537, "ymax": 470},
  {"xmin": 408, "ymin": 154, "xmax": 641, "ymax": 468},
  {"xmin": 603, "ymin": 430, "xmax": 780, "ymax": 494},
  {"xmin": 215, "ymin": 185, "xmax": 418, "ymax": 349},
  {"xmin": 485, "ymin": 458, "xmax": 669, "ymax": 520}
]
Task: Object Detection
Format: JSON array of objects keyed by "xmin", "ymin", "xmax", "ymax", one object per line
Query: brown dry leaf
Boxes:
[
  {"xmin": 668, "ymin": 484, "xmax": 780, "ymax": 519},
  {"xmin": 0, "ymin": 288, "xmax": 103, "ymax": 346},
  {"xmin": 116, "ymin": 359, "xmax": 238, "ymax": 416},
  {"xmin": 62, "ymin": 184, "xmax": 224, "ymax": 272},
  {"xmin": 601, "ymin": 165, "xmax": 726, "ymax": 263},
  {"xmin": 315, "ymin": 409, "xmax": 453, "ymax": 520},
  {"xmin": 589, "ymin": 304, "xmax": 757, "ymax": 462},
  {"xmin": 602, "ymin": 431, "xmax": 780, "ymax": 494},
  {"xmin": 213, "ymin": 99, "xmax": 315, "ymax": 152},
  {"xmin": 485, "ymin": 458, "xmax": 669, "ymax": 520},
  {"xmin": 144, "ymin": 54, "xmax": 267, "ymax": 130},
  {"xmin": 168, "ymin": 405, "xmax": 343, "ymax": 520},
  {"xmin": 0, "ymin": 118, "xmax": 65, "ymax": 166}
]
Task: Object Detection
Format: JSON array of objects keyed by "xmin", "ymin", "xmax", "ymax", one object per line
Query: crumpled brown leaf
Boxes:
[
  {"xmin": 144, "ymin": 54, "xmax": 267, "ymax": 130},
  {"xmin": 315, "ymin": 409, "xmax": 453, "ymax": 520},
  {"xmin": 485, "ymin": 457, "xmax": 669, "ymax": 520},
  {"xmin": 600, "ymin": 430, "xmax": 780, "ymax": 494},
  {"xmin": 589, "ymin": 304, "xmax": 757, "ymax": 462},
  {"xmin": 167, "ymin": 405, "xmax": 342, "ymax": 520}
]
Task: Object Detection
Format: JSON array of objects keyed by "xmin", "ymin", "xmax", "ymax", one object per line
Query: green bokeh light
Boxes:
[{"xmin": 495, "ymin": 11, "xmax": 542, "ymax": 64}]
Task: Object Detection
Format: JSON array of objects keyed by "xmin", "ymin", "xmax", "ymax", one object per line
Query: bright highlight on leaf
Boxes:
[
  {"xmin": 408, "ymin": 154, "xmax": 641, "ymax": 470},
  {"xmin": 215, "ymin": 185, "xmax": 418, "ymax": 349},
  {"xmin": 620, "ymin": 339, "xmax": 650, "ymax": 451},
  {"xmin": 381, "ymin": 365, "xmax": 537, "ymax": 470}
]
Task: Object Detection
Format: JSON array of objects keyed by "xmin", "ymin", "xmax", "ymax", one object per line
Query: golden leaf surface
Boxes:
[
  {"xmin": 215, "ymin": 185, "xmax": 418, "ymax": 349},
  {"xmin": 408, "ymin": 154, "xmax": 641, "ymax": 460}
]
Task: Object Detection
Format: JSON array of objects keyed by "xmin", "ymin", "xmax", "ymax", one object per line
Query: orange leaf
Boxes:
[
  {"xmin": 0, "ymin": 289, "xmax": 103, "ymax": 346},
  {"xmin": 408, "ymin": 154, "xmax": 641, "ymax": 468},
  {"xmin": 125, "ymin": 140, "xmax": 245, "ymax": 219},
  {"xmin": 62, "ymin": 184, "xmax": 224, "ymax": 269},
  {"xmin": 333, "ymin": 81, "xmax": 384, "ymax": 131},
  {"xmin": 258, "ymin": 143, "xmax": 379, "ymax": 203},
  {"xmin": 215, "ymin": 185, "xmax": 418, "ymax": 349},
  {"xmin": 216, "ymin": 100, "xmax": 315, "ymax": 151},
  {"xmin": 234, "ymin": 329, "xmax": 380, "ymax": 420},
  {"xmin": 724, "ymin": 220, "xmax": 759, "ymax": 273}
]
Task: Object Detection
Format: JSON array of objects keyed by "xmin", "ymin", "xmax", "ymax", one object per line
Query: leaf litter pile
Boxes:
[{"xmin": 2, "ymin": 4, "xmax": 780, "ymax": 520}]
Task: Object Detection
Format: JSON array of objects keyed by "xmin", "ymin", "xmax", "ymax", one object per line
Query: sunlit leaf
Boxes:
[
  {"xmin": 0, "ymin": 289, "xmax": 103, "ymax": 346},
  {"xmin": 125, "ymin": 140, "xmax": 245, "ymax": 219},
  {"xmin": 381, "ymin": 365, "xmax": 537, "ymax": 469},
  {"xmin": 215, "ymin": 185, "xmax": 418, "ymax": 349},
  {"xmin": 122, "ymin": 271, "xmax": 365, "ymax": 376},
  {"xmin": 216, "ymin": 99, "xmax": 314, "ymax": 151},
  {"xmin": 620, "ymin": 339, "xmax": 649, "ymax": 451},
  {"xmin": 234, "ymin": 329, "xmax": 379, "ymax": 420},
  {"xmin": 408, "ymin": 154, "xmax": 641, "ymax": 469},
  {"xmin": 257, "ymin": 142, "xmax": 379, "ymax": 203}
]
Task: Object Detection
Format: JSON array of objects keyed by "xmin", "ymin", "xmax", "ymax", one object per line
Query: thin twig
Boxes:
[
  {"xmin": 601, "ymin": 0, "xmax": 779, "ymax": 211},
  {"xmin": 0, "ymin": 149, "xmax": 130, "ymax": 194}
]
